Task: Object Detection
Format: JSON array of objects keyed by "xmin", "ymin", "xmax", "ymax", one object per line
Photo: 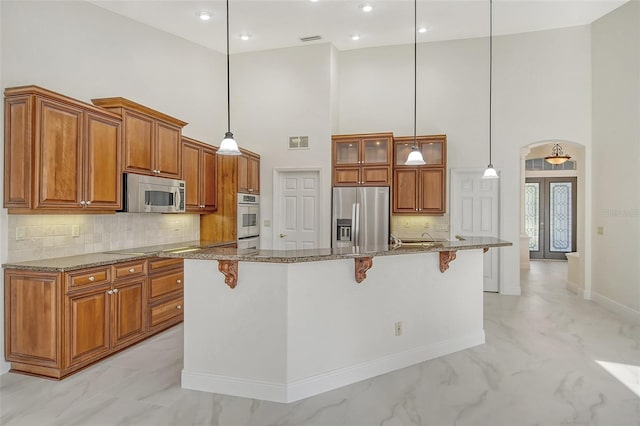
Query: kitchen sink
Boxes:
[
  {"xmin": 104, "ymin": 251, "xmax": 149, "ymax": 255},
  {"xmin": 166, "ymin": 248, "xmax": 201, "ymax": 254}
]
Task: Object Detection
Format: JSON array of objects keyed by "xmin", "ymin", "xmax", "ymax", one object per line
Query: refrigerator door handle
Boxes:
[
  {"xmin": 351, "ymin": 203, "xmax": 357, "ymax": 247},
  {"xmin": 354, "ymin": 202, "xmax": 361, "ymax": 247}
]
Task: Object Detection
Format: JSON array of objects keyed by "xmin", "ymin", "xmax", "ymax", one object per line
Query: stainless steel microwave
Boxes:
[{"xmin": 123, "ymin": 173, "xmax": 185, "ymax": 213}]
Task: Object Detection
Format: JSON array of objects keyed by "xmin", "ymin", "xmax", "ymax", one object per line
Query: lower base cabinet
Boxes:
[{"xmin": 4, "ymin": 257, "xmax": 183, "ymax": 379}]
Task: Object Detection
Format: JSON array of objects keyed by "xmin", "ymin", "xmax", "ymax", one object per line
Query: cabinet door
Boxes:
[
  {"xmin": 334, "ymin": 167, "xmax": 361, "ymax": 186},
  {"xmin": 85, "ymin": 112, "xmax": 122, "ymax": 210},
  {"xmin": 201, "ymin": 146, "xmax": 218, "ymax": 210},
  {"xmin": 362, "ymin": 137, "xmax": 390, "ymax": 165},
  {"xmin": 156, "ymin": 121, "xmax": 182, "ymax": 178},
  {"xmin": 334, "ymin": 139, "xmax": 360, "ymax": 166},
  {"xmin": 5, "ymin": 271, "xmax": 61, "ymax": 367},
  {"xmin": 66, "ymin": 288, "xmax": 111, "ymax": 367},
  {"xmin": 419, "ymin": 169, "xmax": 445, "ymax": 214},
  {"xmin": 34, "ymin": 98, "xmax": 84, "ymax": 208},
  {"xmin": 112, "ymin": 279, "xmax": 146, "ymax": 349},
  {"xmin": 361, "ymin": 166, "xmax": 391, "ymax": 186},
  {"xmin": 237, "ymin": 155, "xmax": 249, "ymax": 193},
  {"xmin": 182, "ymin": 141, "xmax": 201, "ymax": 212},
  {"xmin": 4, "ymin": 95, "xmax": 32, "ymax": 209},
  {"xmin": 122, "ymin": 111, "xmax": 154, "ymax": 175},
  {"xmin": 393, "ymin": 169, "xmax": 419, "ymax": 213},
  {"xmin": 247, "ymin": 156, "xmax": 259, "ymax": 193}
]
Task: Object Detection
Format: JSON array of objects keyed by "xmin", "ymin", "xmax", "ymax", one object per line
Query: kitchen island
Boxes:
[{"xmin": 162, "ymin": 237, "xmax": 510, "ymax": 403}]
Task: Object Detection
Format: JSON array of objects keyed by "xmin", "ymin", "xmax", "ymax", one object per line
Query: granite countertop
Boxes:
[
  {"xmin": 160, "ymin": 236, "xmax": 512, "ymax": 264},
  {"xmin": 2, "ymin": 240, "xmax": 235, "ymax": 272}
]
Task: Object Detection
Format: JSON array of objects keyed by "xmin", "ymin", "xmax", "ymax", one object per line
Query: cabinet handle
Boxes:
[
  {"xmin": 129, "ymin": 268, "xmax": 135, "ymax": 273},
  {"xmin": 176, "ymin": 305, "xmax": 182, "ymax": 310},
  {"xmin": 107, "ymin": 290, "xmax": 113, "ymax": 295},
  {"xmin": 85, "ymin": 201, "xmax": 91, "ymax": 205},
  {"xmin": 80, "ymin": 201, "xmax": 86, "ymax": 206},
  {"xmin": 248, "ymin": 189, "xmax": 253, "ymax": 192},
  {"xmin": 177, "ymin": 279, "xmax": 182, "ymax": 284},
  {"xmin": 113, "ymin": 288, "xmax": 119, "ymax": 294},
  {"xmin": 88, "ymin": 276, "xmax": 95, "ymax": 282}
]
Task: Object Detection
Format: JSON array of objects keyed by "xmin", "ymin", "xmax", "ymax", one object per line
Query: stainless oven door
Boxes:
[
  {"xmin": 237, "ymin": 236, "xmax": 260, "ymax": 250},
  {"xmin": 237, "ymin": 205, "xmax": 260, "ymax": 238}
]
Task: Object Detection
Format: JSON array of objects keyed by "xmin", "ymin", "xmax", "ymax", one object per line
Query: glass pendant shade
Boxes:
[
  {"xmin": 405, "ymin": 145, "xmax": 426, "ymax": 165},
  {"xmin": 218, "ymin": 131, "xmax": 241, "ymax": 155},
  {"xmin": 482, "ymin": 164, "xmax": 499, "ymax": 179},
  {"xmin": 544, "ymin": 143, "xmax": 571, "ymax": 165}
]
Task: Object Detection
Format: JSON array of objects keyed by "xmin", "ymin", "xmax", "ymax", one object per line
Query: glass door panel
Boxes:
[
  {"xmin": 335, "ymin": 141, "xmax": 359, "ymax": 165},
  {"xmin": 420, "ymin": 141, "xmax": 443, "ymax": 165},
  {"xmin": 363, "ymin": 139, "xmax": 388, "ymax": 164},
  {"xmin": 524, "ymin": 182, "xmax": 540, "ymax": 253},
  {"xmin": 395, "ymin": 142, "xmax": 413, "ymax": 165},
  {"xmin": 549, "ymin": 182, "xmax": 573, "ymax": 254}
]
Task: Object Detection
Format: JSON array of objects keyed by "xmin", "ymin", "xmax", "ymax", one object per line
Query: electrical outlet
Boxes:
[
  {"xmin": 403, "ymin": 221, "xmax": 410, "ymax": 228},
  {"xmin": 424, "ymin": 222, "xmax": 430, "ymax": 229},
  {"xmin": 395, "ymin": 321, "xmax": 402, "ymax": 336},
  {"xmin": 71, "ymin": 225, "xmax": 80, "ymax": 238},
  {"xmin": 15, "ymin": 227, "xmax": 25, "ymax": 241}
]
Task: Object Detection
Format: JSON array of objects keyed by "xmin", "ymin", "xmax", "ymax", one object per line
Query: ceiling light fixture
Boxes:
[
  {"xmin": 482, "ymin": 0, "xmax": 498, "ymax": 179},
  {"xmin": 418, "ymin": 27, "xmax": 428, "ymax": 34},
  {"xmin": 198, "ymin": 11, "xmax": 212, "ymax": 21},
  {"xmin": 359, "ymin": 3, "xmax": 374, "ymax": 12},
  {"xmin": 218, "ymin": 0, "xmax": 241, "ymax": 156},
  {"xmin": 404, "ymin": 0, "xmax": 426, "ymax": 166},
  {"xmin": 544, "ymin": 143, "xmax": 571, "ymax": 165},
  {"xmin": 351, "ymin": 34, "xmax": 361, "ymax": 41},
  {"xmin": 240, "ymin": 34, "xmax": 251, "ymax": 41}
]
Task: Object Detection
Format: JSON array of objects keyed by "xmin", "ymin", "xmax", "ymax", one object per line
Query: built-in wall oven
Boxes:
[{"xmin": 237, "ymin": 193, "xmax": 260, "ymax": 248}]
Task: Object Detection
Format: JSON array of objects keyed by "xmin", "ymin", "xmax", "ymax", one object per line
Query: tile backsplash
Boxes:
[
  {"xmin": 7, "ymin": 213, "xmax": 199, "ymax": 262},
  {"xmin": 390, "ymin": 215, "xmax": 451, "ymax": 240}
]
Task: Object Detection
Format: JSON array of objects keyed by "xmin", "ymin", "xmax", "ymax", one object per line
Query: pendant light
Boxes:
[
  {"xmin": 544, "ymin": 143, "xmax": 571, "ymax": 165},
  {"xmin": 404, "ymin": 0, "xmax": 426, "ymax": 166},
  {"xmin": 482, "ymin": 0, "xmax": 498, "ymax": 179},
  {"xmin": 218, "ymin": 0, "xmax": 241, "ymax": 156}
]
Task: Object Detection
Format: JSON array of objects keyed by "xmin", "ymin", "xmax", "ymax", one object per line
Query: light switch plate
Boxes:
[
  {"xmin": 71, "ymin": 225, "xmax": 80, "ymax": 237},
  {"xmin": 597, "ymin": 226, "xmax": 604, "ymax": 235},
  {"xmin": 264, "ymin": 219, "xmax": 271, "ymax": 227},
  {"xmin": 16, "ymin": 227, "xmax": 25, "ymax": 241}
]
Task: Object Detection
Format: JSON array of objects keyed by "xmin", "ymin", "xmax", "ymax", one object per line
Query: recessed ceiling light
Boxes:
[
  {"xmin": 197, "ymin": 11, "xmax": 212, "ymax": 21},
  {"xmin": 359, "ymin": 3, "xmax": 373, "ymax": 13},
  {"xmin": 351, "ymin": 34, "xmax": 361, "ymax": 41},
  {"xmin": 240, "ymin": 34, "xmax": 251, "ymax": 41},
  {"xmin": 418, "ymin": 27, "xmax": 428, "ymax": 34},
  {"xmin": 310, "ymin": 0, "xmax": 319, "ymax": 2}
]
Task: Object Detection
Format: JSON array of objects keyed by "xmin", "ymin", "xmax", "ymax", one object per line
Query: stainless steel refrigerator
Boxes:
[{"xmin": 332, "ymin": 187, "xmax": 390, "ymax": 249}]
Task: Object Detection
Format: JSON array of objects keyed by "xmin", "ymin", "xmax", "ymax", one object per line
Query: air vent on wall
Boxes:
[
  {"xmin": 289, "ymin": 136, "xmax": 309, "ymax": 149},
  {"xmin": 300, "ymin": 35, "xmax": 322, "ymax": 42}
]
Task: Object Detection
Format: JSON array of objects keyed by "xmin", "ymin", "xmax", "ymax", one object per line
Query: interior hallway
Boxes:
[{"xmin": 1, "ymin": 261, "xmax": 638, "ymax": 426}]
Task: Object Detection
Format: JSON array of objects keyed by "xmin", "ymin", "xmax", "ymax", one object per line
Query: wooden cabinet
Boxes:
[
  {"xmin": 91, "ymin": 97, "xmax": 186, "ymax": 179},
  {"xmin": 147, "ymin": 257, "xmax": 184, "ymax": 333},
  {"xmin": 4, "ymin": 86, "xmax": 122, "ymax": 213},
  {"xmin": 182, "ymin": 137, "xmax": 217, "ymax": 213},
  {"xmin": 200, "ymin": 148, "xmax": 261, "ymax": 243},
  {"xmin": 332, "ymin": 133, "xmax": 393, "ymax": 186},
  {"xmin": 3, "ymin": 257, "xmax": 179, "ymax": 379},
  {"xmin": 238, "ymin": 153, "xmax": 260, "ymax": 194},
  {"xmin": 393, "ymin": 135, "xmax": 447, "ymax": 215}
]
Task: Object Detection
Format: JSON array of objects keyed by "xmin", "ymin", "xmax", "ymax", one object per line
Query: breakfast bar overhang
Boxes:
[{"xmin": 164, "ymin": 237, "xmax": 511, "ymax": 403}]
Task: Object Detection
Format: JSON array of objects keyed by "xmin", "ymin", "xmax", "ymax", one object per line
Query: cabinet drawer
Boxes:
[
  {"xmin": 113, "ymin": 260, "xmax": 147, "ymax": 281},
  {"xmin": 148, "ymin": 257, "xmax": 183, "ymax": 272},
  {"xmin": 149, "ymin": 297, "xmax": 183, "ymax": 328},
  {"xmin": 149, "ymin": 270, "xmax": 184, "ymax": 300},
  {"xmin": 66, "ymin": 267, "xmax": 110, "ymax": 291}
]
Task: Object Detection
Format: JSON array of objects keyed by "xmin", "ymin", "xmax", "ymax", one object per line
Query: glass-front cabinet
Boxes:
[
  {"xmin": 392, "ymin": 135, "xmax": 447, "ymax": 215},
  {"xmin": 332, "ymin": 133, "xmax": 393, "ymax": 186}
]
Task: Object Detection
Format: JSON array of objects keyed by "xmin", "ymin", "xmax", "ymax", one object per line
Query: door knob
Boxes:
[{"xmin": 279, "ymin": 233, "xmax": 286, "ymax": 238}]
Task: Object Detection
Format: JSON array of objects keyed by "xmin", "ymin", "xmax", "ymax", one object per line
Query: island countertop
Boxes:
[{"xmin": 160, "ymin": 236, "xmax": 511, "ymax": 263}]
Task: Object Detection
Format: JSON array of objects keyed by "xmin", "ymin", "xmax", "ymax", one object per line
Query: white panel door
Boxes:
[
  {"xmin": 451, "ymin": 170, "xmax": 500, "ymax": 292},
  {"xmin": 276, "ymin": 171, "xmax": 320, "ymax": 250}
]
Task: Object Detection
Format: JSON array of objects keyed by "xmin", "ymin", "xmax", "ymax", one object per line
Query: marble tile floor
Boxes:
[{"xmin": 1, "ymin": 260, "xmax": 639, "ymax": 426}]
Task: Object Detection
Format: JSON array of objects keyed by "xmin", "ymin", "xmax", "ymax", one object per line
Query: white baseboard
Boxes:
[
  {"xmin": 182, "ymin": 331, "xmax": 485, "ymax": 403},
  {"xmin": 0, "ymin": 361, "xmax": 10, "ymax": 375},
  {"xmin": 591, "ymin": 291, "xmax": 640, "ymax": 323}
]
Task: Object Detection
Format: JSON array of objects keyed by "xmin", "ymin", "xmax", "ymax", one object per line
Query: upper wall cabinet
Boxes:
[
  {"xmin": 182, "ymin": 136, "xmax": 218, "ymax": 213},
  {"xmin": 237, "ymin": 151, "xmax": 260, "ymax": 194},
  {"xmin": 332, "ymin": 133, "xmax": 393, "ymax": 186},
  {"xmin": 393, "ymin": 135, "xmax": 447, "ymax": 215},
  {"xmin": 91, "ymin": 98, "xmax": 187, "ymax": 179},
  {"xmin": 4, "ymin": 86, "xmax": 122, "ymax": 213}
]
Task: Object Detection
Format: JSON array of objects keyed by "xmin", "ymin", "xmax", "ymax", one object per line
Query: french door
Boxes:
[{"xmin": 525, "ymin": 177, "xmax": 577, "ymax": 260}]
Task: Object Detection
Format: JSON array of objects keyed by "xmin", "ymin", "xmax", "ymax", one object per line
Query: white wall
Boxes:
[
  {"xmin": 591, "ymin": 1, "xmax": 640, "ymax": 318},
  {"xmin": 0, "ymin": 0, "xmax": 9, "ymax": 376},
  {"xmin": 231, "ymin": 43, "xmax": 333, "ymax": 249},
  {"xmin": 337, "ymin": 26, "xmax": 592, "ymax": 295}
]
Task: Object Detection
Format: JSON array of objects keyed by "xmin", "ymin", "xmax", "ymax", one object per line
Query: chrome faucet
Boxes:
[{"xmin": 421, "ymin": 231, "xmax": 434, "ymax": 241}]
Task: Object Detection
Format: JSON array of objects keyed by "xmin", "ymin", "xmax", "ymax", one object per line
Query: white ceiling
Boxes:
[{"xmin": 89, "ymin": 0, "xmax": 628, "ymax": 54}]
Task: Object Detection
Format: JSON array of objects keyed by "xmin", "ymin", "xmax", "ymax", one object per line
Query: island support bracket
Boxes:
[
  {"xmin": 354, "ymin": 257, "xmax": 374, "ymax": 283},
  {"xmin": 218, "ymin": 260, "xmax": 238, "ymax": 289},
  {"xmin": 439, "ymin": 251, "xmax": 457, "ymax": 273}
]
